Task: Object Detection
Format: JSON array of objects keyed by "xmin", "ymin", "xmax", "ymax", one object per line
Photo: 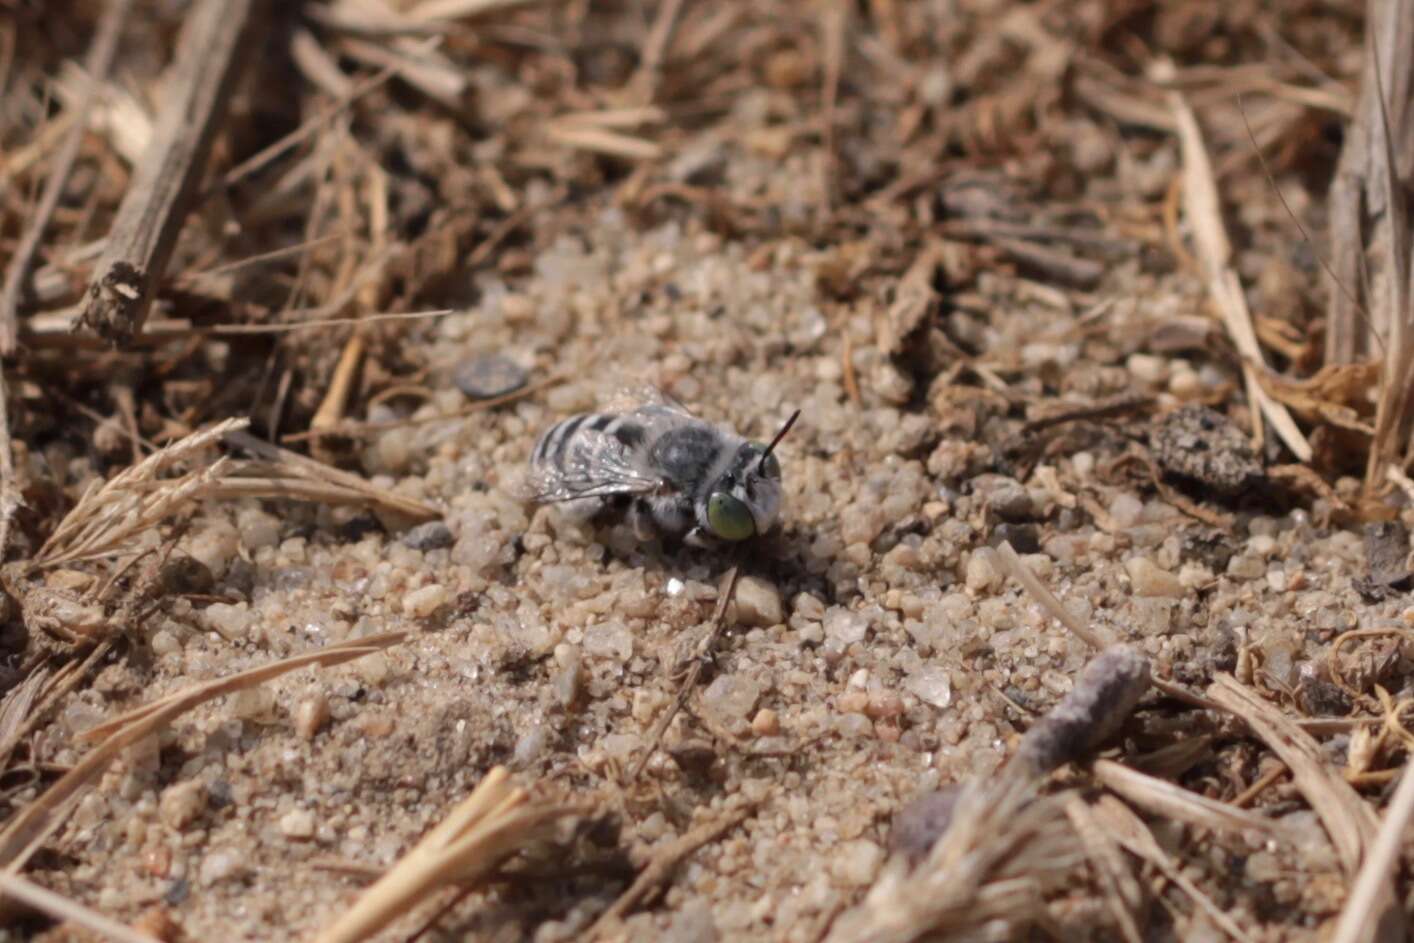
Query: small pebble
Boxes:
[
  {"xmin": 907, "ymin": 667, "xmax": 953, "ymax": 709},
  {"xmin": 185, "ymin": 522, "xmax": 240, "ymax": 577},
  {"xmin": 294, "ymin": 693, "xmax": 330, "ymax": 739},
  {"xmin": 159, "ymin": 780, "xmax": 205, "ymax": 830},
  {"xmin": 514, "ymin": 725, "xmax": 548, "ymax": 765},
  {"xmin": 357, "ymin": 652, "xmax": 391, "ymax": 687},
  {"xmin": 150, "ymin": 629, "xmax": 182, "ymax": 657},
  {"xmin": 204, "ymin": 602, "xmax": 251, "ymax": 642},
  {"xmin": 199, "ymin": 850, "xmax": 240, "ymax": 886},
  {"xmin": 554, "ymin": 644, "xmax": 582, "ymax": 708},
  {"xmin": 1108, "ymin": 493, "xmax": 1144, "ymax": 529},
  {"xmin": 236, "ymin": 506, "xmax": 282, "ymax": 551},
  {"xmin": 733, "ymin": 576, "xmax": 783, "ymax": 627},
  {"xmin": 988, "ymin": 480, "xmax": 1035, "ymax": 522},
  {"xmin": 583, "ymin": 621, "xmax": 634, "ymax": 661},
  {"xmin": 964, "ymin": 552, "xmax": 1001, "ymax": 593},
  {"xmin": 1227, "ymin": 555, "xmax": 1266, "ymax": 580},
  {"xmin": 831, "ymin": 839, "xmax": 884, "ymax": 886},
  {"xmin": 403, "ymin": 584, "xmax": 448, "ymax": 618},
  {"xmin": 403, "ymin": 521, "xmax": 454, "ymax": 551},
  {"xmin": 230, "ymin": 688, "xmax": 276, "ymax": 721},
  {"xmin": 454, "ymin": 354, "xmax": 528, "ymax": 399},
  {"xmin": 1124, "ymin": 557, "xmax": 1185, "ymax": 598},
  {"xmin": 866, "ymin": 691, "xmax": 904, "ymax": 719},
  {"xmin": 702, "ymin": 674, "xmax": 761, "ymax": 725},
  {"xmin": 1126, "ymin": 353, "xmax": 1168, "ymax": 385},
  {"xmin": 823, "ymin": 608, "xmax": 869, "ymax": 646},
  {"xmin": 837, "ymin": 690, "xmax": 869, "ymax": 715},
  {"xmin": 751, "ymin": 708, "xmax": 780, "ymax": 736},
  {"xmin": 279, "ymin": 809, "xmax": 316, "ymax": 840}
]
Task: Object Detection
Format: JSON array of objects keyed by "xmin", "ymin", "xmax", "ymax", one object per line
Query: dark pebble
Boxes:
[
  {"xmin": 163, "ymin": 878, "xmax": 190, "ymax": 906},
  {"xmin": 404, "ymin": 520, "xmax": 454, "ymax": 551},
  {"xmin": 454, "ymin": 354, "xmax": 528, "ymax": 400},
  {"xmin": 988, "ymin": 522, "xmax": 1039, "ymax": 554}
]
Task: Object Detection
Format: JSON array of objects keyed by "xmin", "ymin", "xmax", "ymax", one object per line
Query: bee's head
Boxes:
[{"xmin": 702, "ymin": 410, "xmax": 798, "ymax": 542}]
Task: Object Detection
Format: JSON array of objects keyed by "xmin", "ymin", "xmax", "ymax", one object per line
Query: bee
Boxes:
[{"xmin": 528, "ymin": 393, "xmax": 800, "ymax": 546}]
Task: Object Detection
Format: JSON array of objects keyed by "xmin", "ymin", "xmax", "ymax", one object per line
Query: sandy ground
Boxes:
[
  {"xmin": 4, "ymin": 3, "xmax": 1403, "ymax": 941},
  {"xmin": 11, "ymin": 202, "xmax": 1393, "ymax": 943}
]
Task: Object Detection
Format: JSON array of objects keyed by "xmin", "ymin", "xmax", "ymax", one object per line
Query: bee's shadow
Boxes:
[{"xmin": 586, "ymin": 520, "xmax": 830, "ymax": 611}]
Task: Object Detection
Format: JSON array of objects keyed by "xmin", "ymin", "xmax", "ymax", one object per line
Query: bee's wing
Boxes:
[
  {"xmin": 527, "ymin": 428, "xmax": 665, "ymax": 504},
  {"xmin": 605, "ymin": 383, "xmax": 697, "ymax": 418}
]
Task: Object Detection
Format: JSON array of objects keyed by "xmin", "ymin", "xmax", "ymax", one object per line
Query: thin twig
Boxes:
[
  {"xmin": 0, "ymin": 871, "xmax": 159, "ymax": 943},
  {"xmin": 217, "ymin": 37, "xmax": 442, "ymax": 192},
  {"xmin": 629, "ymin": 566, "xmax": 741, "ymax": 779},
  {"xmin": 279, "ymin": 373, "xmax": 564, "ymax": 443},
  {"xmin": 0, "ymin": 634, "xmax": 403, "ymax": 874},
  {"xmin": 78, "ymin": 0, "xmax": 261, "ymax": 345},
  {"xmin": 585, "ymin": 802, "xmax": 755, "ymax": 939},
  {"xmin": 1156, "ymin": 59, "xmax": 1313, "ymax": 463},
  {"xmin": 222, "ymin": 430, "xmax": 440, "ymax": 522},
  {"xmin": 0, "ymin": 0, "xmax": 133, "ymax": 354},
  {"xmin": 1330, "ymin": 764, "xmax": 1414, "ymax": 943}
]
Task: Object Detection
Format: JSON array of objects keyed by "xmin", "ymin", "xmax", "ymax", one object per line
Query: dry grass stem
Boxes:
[
  {"xmin": 1091, "ymin": 797, "xmax": 1255, "ymax": 943},
  {"xmin": 222, "ymin": 429, "xmax": 440, "ymax": 523},
  {"xmin": 0, "ymin": 870, "xmax": 160, "ymax": 943},
  {"xmin": 77, "ymin": 0, "xmax": 260, "ymax": 345},
  {"xmin": 36, "ymin": 418, "xmax": 248, "ymax": 566},
  {"xmin": 1324, "ymin": 0, "xmax": 1414, "ymax": 366},
  {"xmin": 1063, "ymin": 796, "xmax": 1143, "ymax": 943},
  {"xmin": 994, "ymin": 541, "xmax": 1112, "ymax": 649},
  {"xmin": 586, "ymin": 802, "xmax": 756, "ymax": 940},
  {"xmin": 629, "ymin": 565, "xmax": 741, "ymax": 779},
  {"xmin": 0, "ymin": 668, "xmax": 48, "ymax": 771},
  {"xmin": 0, "ymin": 633, "xmax": 404, "ymax": 873},
  {"xmin": 1209, "ymin": 674, "xmax": 1404, "ymax": 942},
  {"xmin": 1330, "ymin": 764, "xmax": 1414, "ymax": 943},
  {"xmin": 313, "ymin": 766, "xmax": 573, "ymax": 943},
  {"xmin": 218, "ymin": 37, "xmax": 442, "ymax": 192},
  {"xmin": 825, "ymin": 780, "xmax": 1075, "ymax": 943},
  {"xmin": 1156, "ymin": 60, "xmax": 1312, "ymax": 462},
  {"xmin": 1092, "ymin": 759, "xmax": 1292, "ymax": 839},
  {"xmin": 0, "ymin": 0, "xmax": 133, "ymax": 354}
]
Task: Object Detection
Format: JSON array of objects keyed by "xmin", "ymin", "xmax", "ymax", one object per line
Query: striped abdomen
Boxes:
[{"xmin": 531, "ymin": 412, "xmax": 645, "ymax": 473}]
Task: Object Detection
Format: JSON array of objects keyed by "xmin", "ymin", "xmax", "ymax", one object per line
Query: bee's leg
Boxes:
[
  {"xmin": 683, "ymin": 527, "xmax": 717, "ymax": 549},
  {"xmin": 629, "ymin": 498, "xmax": 659, "ymax": 541}
]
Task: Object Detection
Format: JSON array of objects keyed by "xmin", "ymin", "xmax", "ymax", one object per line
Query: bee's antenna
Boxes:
[{"xmin": 758, "ymin": 408, "xmax": 801, "ymax": 473}]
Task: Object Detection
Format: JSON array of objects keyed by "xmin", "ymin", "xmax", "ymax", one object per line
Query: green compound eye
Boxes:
[{"xmin": 707, "ymin": 492, "xmax": 756, "ymax": 541}]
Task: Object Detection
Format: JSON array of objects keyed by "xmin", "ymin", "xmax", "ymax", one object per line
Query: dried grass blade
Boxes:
[
  {"xmin": 1363, "ymin": 27, "xmax": 1414, "ymax": 480},
  {"xmin": 0, "ymin": 870, "xmax": 159, "ymax": 943},
  {"xmin": 1208, "ymin": 675, "xmax": 1403, "ymax": 941},
  {"xmin": 1092, "ymin": 759, "xmax": 1293, "ymax": 839},
  {"xmin": 77, "ymin": 0, "xmax": 260, "ymax": 345},
  {"xmin": 1330, "ymin": 764, "xmax": 1414, "ymax": 943},
  {"xmin": 0, "ymin": 0, "xmax": 133, "ymax": 354},
  {"xmin": 37, "ymin": 418, "xmax": 248, "ymax": 564},
  {"xmin": 0, "ymin": 667, "xmax": 48, "ymax": 770},
  {"xmin": 1063, "ymin": 796, "xmax": 1143, "ymax": 943},
  {"xmin": 1091, "ymin": 796, "xmax": 1254, "ymax": 943},
  {"xmin": 0, "ymin": 633, "xmax": 404, "ymax": 871},
  {"xmin": 1208, "ymin": 674, "xmax": 1376, "ymax": 873},
  {"xmin": 222, "ymin": 431, "xmax": 440, "ymax": 522},
  {"xmin": 314, "ymin": 766, "xmax": 574, "ymax": 943},
  {"xmin": 408, "ymin": 0, "xmax": 541, "ymax": 22},
  {"xmin": 1157, "ymin": 61, "xmax": 1312, "ymax": 462}
]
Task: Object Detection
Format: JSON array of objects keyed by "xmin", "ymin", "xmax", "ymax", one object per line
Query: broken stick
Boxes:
[{"xmin": 77, "ymin": 0, "xmax": 262, "ymax": 346}]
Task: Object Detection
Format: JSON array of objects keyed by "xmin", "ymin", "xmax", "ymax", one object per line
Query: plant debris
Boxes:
[{"xmin": 3, "ymin": 2, "xmax": 1414, "ymax": 941}]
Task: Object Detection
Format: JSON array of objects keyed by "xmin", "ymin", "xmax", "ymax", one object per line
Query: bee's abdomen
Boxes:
[{"xmin": 531, "ymin": 412, "xmax": 645, "ymax": 469}]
